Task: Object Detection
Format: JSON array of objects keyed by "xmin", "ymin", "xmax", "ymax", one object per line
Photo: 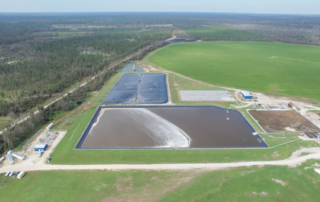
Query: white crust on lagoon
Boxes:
[{"xmin": 90, "ymin": 108, "xmax": 191, "ymax": 148}]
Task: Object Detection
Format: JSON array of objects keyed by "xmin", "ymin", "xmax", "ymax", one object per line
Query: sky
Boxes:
[{"xmin": 0, "ymin": 0, "xmax": 319, "ymax": 15}]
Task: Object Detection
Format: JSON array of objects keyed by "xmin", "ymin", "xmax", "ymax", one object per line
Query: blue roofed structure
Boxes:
[
  {"xmin": 241, "ymin": 91, "xmax": 253, "ymax": 99},
  {"xmin": 34, "ymin": 143, "xmax": 48, "ymax": 152}
]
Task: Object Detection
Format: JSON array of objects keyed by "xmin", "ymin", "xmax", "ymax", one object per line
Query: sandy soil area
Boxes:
[
  {"xmin": 0, "ymin": 130, "xmax": 67, "ymax": 169},
  {"xmin": 249, "ymin": 110, "xmax": 320, "ymax": 133}
]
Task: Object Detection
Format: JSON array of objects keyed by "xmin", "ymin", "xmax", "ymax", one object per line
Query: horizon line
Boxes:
[{"xmin": 0, "ymin": 12, "xmax": 319, "ymax": 16}]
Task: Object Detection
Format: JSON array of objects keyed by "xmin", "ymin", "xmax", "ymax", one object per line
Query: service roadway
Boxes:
[{"xmin": 1, "ymin": 148, "xmax": 320, "ymax": 173}]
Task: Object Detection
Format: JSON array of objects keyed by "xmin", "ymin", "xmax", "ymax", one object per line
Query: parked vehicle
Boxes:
[
  {"xmin": 5, "ymin": 171, "xmax": 10, "ymax": 177},
  {"xmin": 38, "ymin": 152, "xmax": 43, "ymax": 157},
  {"xmin": 9, "ymin": 171, "xmax": 14, "ymax": 177},
  {"xmin": 48, "ymin": 158, "xmax": 51, "ymax": 163}
]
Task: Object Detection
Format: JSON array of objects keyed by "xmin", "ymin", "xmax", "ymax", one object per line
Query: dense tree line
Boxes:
[
  {"xmin": 0, "ymin": 39, "xmax": 169, "ymax": 154},
  {"xmin": 0, "ymin": 62, "xmax": 123, "ymax": 154},
  {"xmin": 0, "ymin": 30, "xmax": 170, "ymax": 94},
  {"xmin": 0, "ymin": 30, "xmax": 170, "ymax": 119},
  {"xmin": 2, "ymin": 13, "xmax": 319, "ymax": 45},
  {"xmin": 0, "ymin": 96, "xmax": 47, "ymax": 117}
]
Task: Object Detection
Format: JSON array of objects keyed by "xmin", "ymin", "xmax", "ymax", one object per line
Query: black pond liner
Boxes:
[
  {"xmin": 169, "ymin": 38, "xmax": 198, "ymax": 43},
  {"xmin": 75, "ymin": 106, "xmax": 268, "ymax": 149},
  {"xmin": 102, "ymin": 73, "xmax": 168, "ymax": 104}
]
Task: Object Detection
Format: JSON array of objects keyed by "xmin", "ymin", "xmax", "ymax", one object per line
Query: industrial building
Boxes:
[
  {"xmin": 34, "ymin": 143, "xmax": 48, "ymax": 152},
  {"xmin": 241, "ymin": 91, "xmax": 253, "ymax": 99}
]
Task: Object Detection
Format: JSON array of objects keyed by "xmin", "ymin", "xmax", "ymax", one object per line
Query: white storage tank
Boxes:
[
  {"xmin": 6, "ymin": 151, "xmax": 14, "ymax": 164},
  {"xmin": 0, "ymin": 156, "xmax": 5, "ymax": 163},
  {"xmin": 12, "ymin": 152, "xmax": 25, "ymax": 160},
  {"xmin": 47, "ymin": 123, "xmax": 54, "ymax": 130},
  {"xmin": 17, "ymin": 171, "xmax": 26, "ymax": 179}
]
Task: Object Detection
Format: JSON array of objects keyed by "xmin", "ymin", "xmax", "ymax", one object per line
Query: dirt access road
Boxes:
[{"xmin": 1, "ymin": 148, "xmax": 320, "ymax": 173}]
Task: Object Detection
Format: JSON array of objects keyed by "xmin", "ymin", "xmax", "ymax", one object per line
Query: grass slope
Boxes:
[
  {"xmin": 0, "ymin": 170, "xmax": 182, "ymax": 202},
  {"xmin": 2, "ymin": 161, "xmax": 320, "ymax": 201},
  {"xmin": 184, "ymin": 26, "xmax": 268, "ymax": 40},
  {"xmin": 149, "ymin": 41, "xmax": 320, "ymax": 101},
  {"xmin": 159, "ymin": 160, "xmax": 320, "ymax": 202},
  {"xmin": 168, "ymin": 73, "xmax": 236, "ymax": 108}
]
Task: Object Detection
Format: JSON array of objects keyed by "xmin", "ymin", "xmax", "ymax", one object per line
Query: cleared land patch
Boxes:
[
  {"xmin": 249, "ymin": 110, "xmax": 320, "ymax": 133},
  {"xmin": 149, "ymin": 41, "xmax": 320, "ymax": 101}
]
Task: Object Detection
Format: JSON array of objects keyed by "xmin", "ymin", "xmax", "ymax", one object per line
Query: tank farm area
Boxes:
[{"xmin": 75, "ymin": 62, "xmax": 271, "ymax": 150}]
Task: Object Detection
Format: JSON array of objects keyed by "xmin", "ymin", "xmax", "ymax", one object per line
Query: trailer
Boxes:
[
  {"xmin": 6, "ymin": 151, "xmax": 14, "ymax": 164},
  {"xmin": 47, "ymin": 123, "xmax": 54, "ymax": 130},
  {"xmin": 0, "ymin": 156, "xmax": 5, "ymax": 163},
  {"xmin": 12, "ymin": 151, "xmax": 25, "ymax": 160},
  {"xmin": 17, "ymin": 171, "xmax": 26, "ymax": 179}
]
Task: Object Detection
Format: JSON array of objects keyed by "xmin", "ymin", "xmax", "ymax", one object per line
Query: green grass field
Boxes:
[
  {"xmin": 184, "ymin": 26, "xmax": 268, "ymax": 40},
  {"xmin": 160, "ymin": 160, "xmax": 320, "ymax": 201},
  {"xmin": 2, "ymin": 160, "xmax": 320, "ymax": 201},
  {"xmin": 0, "ymin": 170, "xmax": 184, "ymax": 202},
  {"xmin": 149, "ymin": 41, "xmax": 320, "ymax": 101},
  {"xmin": 259, "ymin": 133, "xmax": 299, "ymax": 147}
]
